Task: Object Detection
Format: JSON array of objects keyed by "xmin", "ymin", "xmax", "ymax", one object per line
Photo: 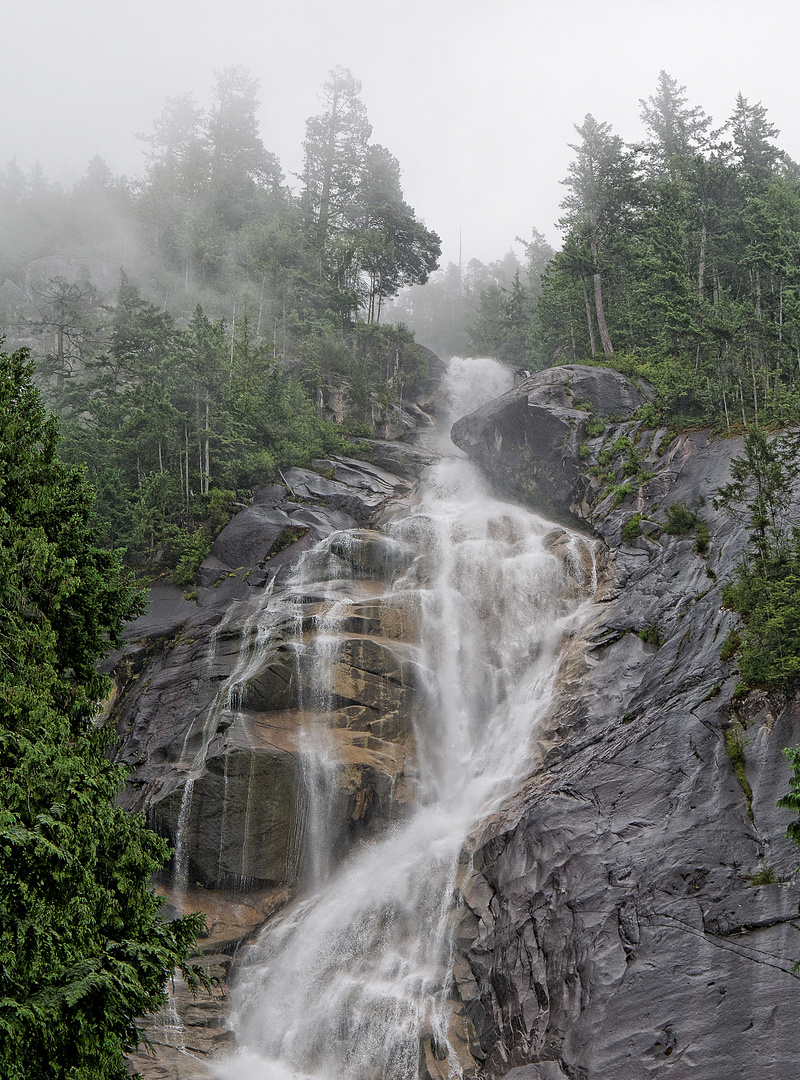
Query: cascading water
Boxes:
[
  {"xmin": 214, "ymin": 358, "xmax": 596, "ymax": 1080},
  {"xmin": 293, "ymin": 596, "xmax": 352, "ymax": 890}
]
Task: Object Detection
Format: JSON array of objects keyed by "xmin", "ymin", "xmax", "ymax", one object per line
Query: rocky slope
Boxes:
[
  {"xmin": 451, "ymin": 364, "xmax": 800, "ymax": 1079},
  {"xmin": 116, "ymin": 361, "xmax": 800, "ymax": 1079},
  {"xmin": 116, "ymin": 448, "xmax": 433, "ymax": 1079}
]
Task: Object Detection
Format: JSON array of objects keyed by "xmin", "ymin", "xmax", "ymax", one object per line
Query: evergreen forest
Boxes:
[
  {"xmin": 0, "ymin": 66, "xmax": 440, "ymax": 578},
  {"xmin": 429, "ymin": 72, "xmax": 800, "ymax": 435}
]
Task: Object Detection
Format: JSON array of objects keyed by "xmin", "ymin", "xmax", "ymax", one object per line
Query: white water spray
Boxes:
[{"xmin": 215, "ymin": 358, "xmax": 595, "ymax": 1080}]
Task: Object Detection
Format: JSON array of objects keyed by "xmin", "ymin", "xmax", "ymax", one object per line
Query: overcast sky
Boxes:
[{"xmin": 3, "ymin": 0, "xmax": 800, "ymax": 266}]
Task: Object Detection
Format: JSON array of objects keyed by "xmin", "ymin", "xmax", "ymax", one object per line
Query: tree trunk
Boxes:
[
  {"xmin": 56, "ymin": 326, "xmax": 65, "ymax": 389},
  {"xmin": 590, "ymin": 210, "xmax": 614, "ymax": 356},
  {"xmin": 184, "ymin": 427, "xmax": 190, "ymax": 507},
  {"xmin": 751, "ymin": 355, "xmax": 759, "ymax": 427},
  {"xmin": 317, "ymin": 83, "xmax": 339, "ymax": 246},
  {"xmin": 698, "ymin": 222, "xmax": 707, "ymax": 301},
  {"xmin": 581, "ymin": 279, "xmax": 597, "ymax": 356},
  {"xmin": 204, "ymin": 401, "xmax": 210, "ymax": 496},
  {"xmin": 593, "ymin": 272, "xmax": 614, "ymax": 356}
]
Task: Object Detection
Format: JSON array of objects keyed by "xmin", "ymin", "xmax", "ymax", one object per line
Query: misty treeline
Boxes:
[
  {"xmin": 0, "ymin": 66, "xmax": 439, "ymax": 575},
  {"xmin": 386, "ymin": 231, "xmax": 555, "ymax": 363},
  {"xmin": 427, "ymin": 72, "xmax": 800, "ymax": 428},
  {"xmin": 542, "ymin": 72, "xmax": 800, "ymax": 428}
]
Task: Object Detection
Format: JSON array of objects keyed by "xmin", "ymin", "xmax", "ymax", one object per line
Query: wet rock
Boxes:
[
  {"xmin": 211, "ymin": 506, "xmax": 292, "ymax": 569},
  {"xmin": 321, "ymin": 636, "xmax": 421, "ymax": 713},
  {"xmin": 340, "ymin": 594, "xmax": 421, "ymax": 642},
  {"xmin": 451, "ymin": 364, "xmax": 651, "ymax": 518},
  {"xmin": 372, "ymin": 400, "xmax": 420, "ymax": 440},
  {"xmin": 328, "ymin": 529, "xmax": 413, "ymax": 578},
  {"xmin": 114, "ymin": 531, "xmax": 426, "ymax": 899},
  {"xmin": 287, "ymin": 505, "xmax": 359, "ymax": 540},
  {"xmin": 153, "ymin": 746, "xmax": 301, "ymax": 888},
  {"xmin": 196, "ymin": 555, "xmax": 233, "ymax": 588},
  {"xmin": 124, "ymin": 583, "xmax": 201, "ymax": 641},
  {"xmin": 453, "ymin": 365, "xmax": 800, "ymax": 1079},
  {"xmin": 284, "ymin": 459, "xmax": 410, "ymax": 525},
  {"xmin": 352, "ymin": 438, "xmax": 438, "ymax": 479},
  {"xmin": 127, "ymin": 953, "xmax": 229, "ymax": 1080},
  {"xmin": 251, "ymin": 482, "xmax": 288, "ymax": 505}
]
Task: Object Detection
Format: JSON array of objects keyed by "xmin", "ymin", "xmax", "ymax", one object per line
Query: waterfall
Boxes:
[
  {"xmin": 294, "ymin": 597, "xmax": 351, "ymax": 890},
  {"xmin": 214, "ymin": 358, "xmax": 596, "ymax": 1080}
]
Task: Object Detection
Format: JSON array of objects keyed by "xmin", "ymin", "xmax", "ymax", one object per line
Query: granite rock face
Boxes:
[
  {"xmin": 117, "ymin": 364, "xmax": 800, "ymax": 1080},
  {"xmin": 112, "ymin": 453, "xmax": 423, "ymax": 1077},
  {"xmin": 451, "ymin": 366, "xmax": 800, "ymax": 1079},
  {"xmin": 451, "ymin": 365, "xmax": 653, "ymax": 518}
]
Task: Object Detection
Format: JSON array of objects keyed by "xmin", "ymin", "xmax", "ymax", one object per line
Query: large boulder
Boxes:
[
  {"xmin": 284, "ymin": 458, "xmax": 412, "ymax": 525},
  {"xmin": 448, "ymin": 393, "xmax": 800, "ymax": 1078},
  {"xmin": 451, "ymin": 364, "xmax": 652, "ymax": 517},
  {"xmin": 210, "ymin": 506, "xmax": 293, "ymax": 570}
]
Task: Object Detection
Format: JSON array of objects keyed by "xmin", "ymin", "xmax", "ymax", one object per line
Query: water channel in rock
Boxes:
[{"xmin": 214, "ymin": 357, "xmax": 596, "ymax": 1080}]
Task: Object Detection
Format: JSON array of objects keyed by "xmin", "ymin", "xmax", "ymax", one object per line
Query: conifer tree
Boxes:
[{"xmin": 0, "ymin": 346, "xmax": 206, "ymax": 1079}]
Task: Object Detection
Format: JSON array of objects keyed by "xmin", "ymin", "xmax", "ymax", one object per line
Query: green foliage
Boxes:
[
  {"xmin": 48, "ymin": 274, "xmax": 403, "ymax": 576},
  {"xmin": 778, "ymin": 747, "xmax": 800, "ymax": 847},
  {"xmin": 467, "ymin": 270, "xmax": 533, "ymax": 366},
  {"xmin": 778, "ymin": 726, "xmax": 800, "ymax": 887},
  {"xmin": 662, "ymin": 500, "xmax": 698, "ymax": 536},
  {"xmin": 716, "ymin": 427, "xmax": 800, "ymax": 693},
  {"xmin": 693, "ymin": 520, "xmax": 710, "ymax": 554},
  {"xmin": 169, "ymin": 526, "xmax": 212, "ymax": 585},
  {"xmin": 1, "ymin": 66, "xmax": 440, "ymax": 582},
  {"xmin": 621, "ymin": 513, "xmax": 642, "ymax": 542},
  {"xmin": 658, "ymin": 499, "xmax": 710, "ymax": 553},
  {"xmin": 583, "ymin": 415, "xmax": 607, "ymax": 438},
  {"xmin": 721, "ymin": 565, "xmax": 800, "ymax": 690},
  {"xmin": 266, "ymin": 526, "xmax": 310, "ymax": 559},
  {"xmin": 206, "ymin": 487, "xmax": 237, "ymax": 531},
  {"xmin": 725, "ymin": 726, "xmax": 754, "ymax": 820},
  {"xmin": 511, "ymin": 76, "xmax": 800, "ymax": 432},
  {"xmin": 720, "ymin": 629, "xmax": 742, "ymax": 662},
  {"xmin": 0, "ymin": 348, "xmax": 205, "ymax": 1079},
  {"xmin": 638, "ymin": 624, "xmax": 661, "ymax": 646},
  {"xmin": 744, "ymin": 863, "xmax": 779, "ymax": 886},
  {"xmin": 714, "ymin": 427, "xmax": 800, "ymax": 567}
]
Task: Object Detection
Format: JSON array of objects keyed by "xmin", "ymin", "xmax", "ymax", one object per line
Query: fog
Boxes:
[{"xmin": 4, "ymin": 0, "xmax": 800, "ymax": 264}]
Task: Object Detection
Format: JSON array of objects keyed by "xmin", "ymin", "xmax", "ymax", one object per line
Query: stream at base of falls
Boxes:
[{"xmin": 213, "ymin": 357, "xmax": 596, "ymax": 1080}]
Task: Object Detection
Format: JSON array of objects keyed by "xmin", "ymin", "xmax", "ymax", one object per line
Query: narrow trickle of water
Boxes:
[
  {"xmin": 173, "ymin": 777, "xmax": 195, "ymax": 889},
  {"xmin": 170, "ymin": 582, "xmax": 281, "ymax": 886},
  {"xmin": 215, "ymin": 358, "xmax": 595, "ymax": 1080},
  {"xmin": 160, "ymin": 977, "xmax": 187, "ymax": 1051}
]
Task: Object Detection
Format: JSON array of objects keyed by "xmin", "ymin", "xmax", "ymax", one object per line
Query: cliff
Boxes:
[
  {"xmin": 112, "ymin": 361, "xmax": 800, "ymax": 1079},
  {"xmin": 451, "ymin": 364, "xmax": 800, "ymax": 1079},
  {"xmin": 115, "ymin": 448, "xmax": 434, "ymax": 1079}
]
